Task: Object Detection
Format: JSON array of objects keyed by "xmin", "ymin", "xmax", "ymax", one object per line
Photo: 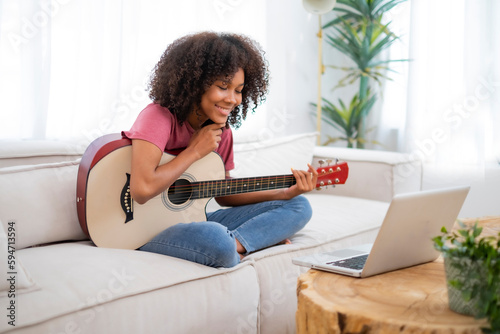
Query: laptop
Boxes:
[{"xmin": 292, "ymin": 186, "xmax": 470, "ymax": 278}]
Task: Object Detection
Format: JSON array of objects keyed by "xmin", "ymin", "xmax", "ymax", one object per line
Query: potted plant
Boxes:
[
  {"xmin": 432, "ymin": 221, "xmax": 500, "ymax": 333},
  {"xmin": 319, "ymin": 0, "xmax": 407, "ymax": 148}
]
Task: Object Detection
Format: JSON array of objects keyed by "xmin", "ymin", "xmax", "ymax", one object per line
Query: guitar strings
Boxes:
[
  {"xmin": 168, "ymin": 178, "xmax": 295, "ymax": 202},
  {"xmin": 146, "ymin": 175, "xmax": 299, "ymax": 202},
  {"xmin": 145, "ymin": 167, "xmax": 342, "ymax": 201},
  {"xmin": 168, "ymin": 175, "xmax": 296, "ymax": 196},
  {"xmin": 165, "ymin": 168, "xmax": 338, "ymax": 196},
  {"xmin": 164, "ymin": 178, "xmax": 297, "ymax": 202}
]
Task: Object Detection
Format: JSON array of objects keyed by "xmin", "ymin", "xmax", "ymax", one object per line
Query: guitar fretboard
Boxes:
[{"xmin": 187, "ymin": 175, "xmax": 296, "ymax": 200}]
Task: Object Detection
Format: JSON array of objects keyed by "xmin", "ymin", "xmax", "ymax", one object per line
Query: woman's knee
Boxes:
[
  {"xmin": 289, "ymin": 195, "xmax": 313, "ymax": 221},
  {"xmin": 141, "ymin": 221, "xmax": 240, "ymax": 268},
  {"xmin": 198, "ymin": 222, "xmax": 240, "ymax": 267}
]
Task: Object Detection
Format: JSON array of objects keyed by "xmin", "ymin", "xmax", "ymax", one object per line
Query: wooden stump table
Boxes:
[{"xmin": 296, "ymin": 216, "xmax": 499, "ymax": 334}]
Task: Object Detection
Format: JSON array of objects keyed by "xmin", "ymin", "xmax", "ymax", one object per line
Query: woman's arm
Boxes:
[
  {"xmin": 129, "ymin": 123, "xmax": 225, "ymax": 204},
  {"xmin": 215, "ymin": 164, "xmax": 319, "ymax": 207}
]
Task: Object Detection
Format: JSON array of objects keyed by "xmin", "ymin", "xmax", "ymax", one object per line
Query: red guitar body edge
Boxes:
[{"xmin": 76, "ymin": 133, "xmax": 130, "ymax": 237}]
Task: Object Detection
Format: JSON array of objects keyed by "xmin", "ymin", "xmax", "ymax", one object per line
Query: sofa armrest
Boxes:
[
  {"xmin": 0, "ymin": 139, "xmax": 84, "ymax": 168},
  {"xmin": 312, "ymin": 146, "xmax": 422, "ymax": 202}
]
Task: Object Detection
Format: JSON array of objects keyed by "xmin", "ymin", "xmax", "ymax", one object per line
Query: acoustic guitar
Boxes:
[{"xmin": 76, "ymin": 133, "xmax": 349, "ymax": 249}]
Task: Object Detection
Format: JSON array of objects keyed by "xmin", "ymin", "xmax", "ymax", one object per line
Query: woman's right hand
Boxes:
[{"xmin": 187, "ymin": 123, "xmax": 225, "ymax": 159}]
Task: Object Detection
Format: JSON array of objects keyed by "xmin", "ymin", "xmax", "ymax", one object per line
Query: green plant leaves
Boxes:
[
  {"xmin": 324, "ymin": 13, "xmax": 400, "ymax": 90},
  {"xmin": 433, "ymin": 221, "xmax": 500, "ymax": 333},
  {"xmin": 313, "ymin": 91, "xmax": 377, "ymax": 147},
  {"xmin": 318, "ymin": 0, "xmax": 409, "ymax": 148}
]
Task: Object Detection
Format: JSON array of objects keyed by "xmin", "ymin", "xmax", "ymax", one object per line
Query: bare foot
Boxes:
[
  {"xmin": 277, "ymin": 238, "xmax": 292, "ymax": 245},
  {"xmin": 236, "ymin": 238, "xmax": 292, "ymax": 261},
  {"xmin": 235, "ymin": 238, "xmax": 246, "ymax": 254}
]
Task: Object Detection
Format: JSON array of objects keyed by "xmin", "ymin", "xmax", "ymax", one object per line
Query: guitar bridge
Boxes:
[{"xmin": 120, "ymin": 173, "xmax": 134, "ymax": 224}]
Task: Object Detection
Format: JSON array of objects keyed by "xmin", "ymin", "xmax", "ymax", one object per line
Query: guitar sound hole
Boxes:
[{"xmin": 168, "ymin": 179, "xmax": 192, "ymax": 205}]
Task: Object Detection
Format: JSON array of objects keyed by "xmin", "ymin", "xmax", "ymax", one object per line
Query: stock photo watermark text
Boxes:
[{"xmin": 5, "ymin": 221, "xmax": 17, "ymax": 327}]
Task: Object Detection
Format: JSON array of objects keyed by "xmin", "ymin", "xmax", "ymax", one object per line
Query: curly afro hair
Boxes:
[{"xmin": 148, "ymin": 31, "xmax": 270, "ymax": 128}]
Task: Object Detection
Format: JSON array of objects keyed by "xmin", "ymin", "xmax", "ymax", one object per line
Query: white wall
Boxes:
[
  {"xmin": 260, "ymin": 0, "xmax": 355, "ymax": 144},
  {"xmin": 422, "ymin": 163, "xmax": 500, "ymax": 218},
  {"xmin": 235, "ymin": 0, "xmax": 323, "ymax": 142}
]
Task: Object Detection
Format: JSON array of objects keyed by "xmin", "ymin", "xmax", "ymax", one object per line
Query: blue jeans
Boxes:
[{"xmin": 139, "ymin": 195, "xmax": 312, "ymax": 268}]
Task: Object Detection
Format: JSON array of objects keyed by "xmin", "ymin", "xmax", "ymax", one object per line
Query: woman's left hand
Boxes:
[
  {"xmin": 216, "ymin": 164, "xmax": 318, "ymax": 207},
  {"xmin": 283, "ymin": 164, "xmax": 318, "ymax": 200}
]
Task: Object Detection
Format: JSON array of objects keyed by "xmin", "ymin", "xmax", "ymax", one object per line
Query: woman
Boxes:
[{"xmin": 122, "ymin": 31, "xmax": 318, "ymax": 268}]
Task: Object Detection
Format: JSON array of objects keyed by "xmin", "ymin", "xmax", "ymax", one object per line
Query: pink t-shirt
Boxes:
[{"xmin": 122, "ymin": 103, "xmax": 235, "ymax": 172}]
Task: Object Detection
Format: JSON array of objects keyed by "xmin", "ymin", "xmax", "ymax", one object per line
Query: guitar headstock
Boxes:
[{"xmin": 314, "ymin": 159, "xmax": 349, "ymax": 189}]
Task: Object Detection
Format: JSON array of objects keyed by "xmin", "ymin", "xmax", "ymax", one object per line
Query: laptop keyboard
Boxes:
[{"xmin": 326, "ymin": 254, "xmax": 368, "ymax": 270}]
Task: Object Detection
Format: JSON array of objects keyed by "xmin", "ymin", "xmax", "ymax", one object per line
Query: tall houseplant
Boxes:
[{"xmin": 320, "ymin": 0, "xmax": 407, "ymax": 148}]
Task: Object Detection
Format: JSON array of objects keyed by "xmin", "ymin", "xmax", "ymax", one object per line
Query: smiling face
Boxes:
[{"xmin": 189, "ymin": 68, "xmax": 245, "ymax": 129}]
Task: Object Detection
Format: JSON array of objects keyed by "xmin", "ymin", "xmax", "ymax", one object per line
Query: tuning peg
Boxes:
[{"xmin": 318, "ymin": 159, "xmax": 325, "ymax": 167}]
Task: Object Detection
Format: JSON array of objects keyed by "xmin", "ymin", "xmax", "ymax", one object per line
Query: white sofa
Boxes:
[{"xmin": 0, "ymin": 132, "xmax": 422, "ymax": 334}]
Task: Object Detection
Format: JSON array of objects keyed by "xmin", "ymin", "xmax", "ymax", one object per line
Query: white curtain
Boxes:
[
  {"xmin": 0, "ymin": 0, "xmax": 269, "ymax": 143},
  {"xmin": 379, "ymin": 0, "xmax": 500, "ymax": 169}
]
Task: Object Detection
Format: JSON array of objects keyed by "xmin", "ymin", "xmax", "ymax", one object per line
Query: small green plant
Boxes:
[{"xmin": 433, "ymin": 221, "xmax": 500, "ymax": 333}]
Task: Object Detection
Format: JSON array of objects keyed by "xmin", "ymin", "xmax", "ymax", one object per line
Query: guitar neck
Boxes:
[{"xmin": 189, "ymin": 175, "xmax": 296, "ymax": 199}]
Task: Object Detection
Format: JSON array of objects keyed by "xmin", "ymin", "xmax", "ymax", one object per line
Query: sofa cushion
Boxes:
[
  {"xmin": 0, "ymin": 161, "xmax": 87, "ymax": 249},
  {"xmin": 232, "ymin": 132, "xmax": 316, "ymax": 177},
  {"xmin": 5, "ymin": 242, "xmax": 260, "ymax": 334}
]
